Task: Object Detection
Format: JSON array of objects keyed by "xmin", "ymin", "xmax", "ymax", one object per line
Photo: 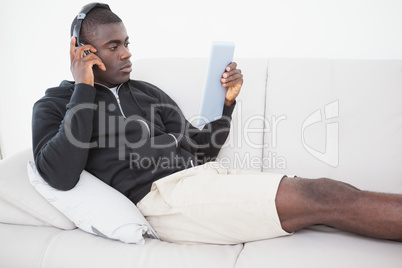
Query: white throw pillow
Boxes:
[{"xmin": 27, "ymin": 161, "xmax": 159, "ymax": 244}]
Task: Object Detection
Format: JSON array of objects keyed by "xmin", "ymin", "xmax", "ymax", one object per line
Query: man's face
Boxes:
[{"xmin": 89, "ymin": 22, "xmax": 132, "ymax": 88}]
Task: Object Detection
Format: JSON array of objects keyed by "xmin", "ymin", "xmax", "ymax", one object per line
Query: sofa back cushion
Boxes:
[{"xmin": 265, "ymin": 59, "xmax": 402, "ymax": 193}]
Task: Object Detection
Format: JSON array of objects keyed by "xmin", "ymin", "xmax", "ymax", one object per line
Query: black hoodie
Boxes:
[{"xmin": 32, "ymin": 80, "xmax": 234, "ymax": 204}]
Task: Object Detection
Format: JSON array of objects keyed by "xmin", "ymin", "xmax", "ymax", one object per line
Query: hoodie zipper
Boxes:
[
  {"xmin": 114, "ymin": 84, "xmax": 150, "ymax": 138},
  {"xmin": 114, "ymin": 84, "xmax": 127, "ymax": 118}
]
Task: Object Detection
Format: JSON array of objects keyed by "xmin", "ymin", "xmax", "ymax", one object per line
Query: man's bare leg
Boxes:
[{"xmin": 275, "ymin": 176, "xmax": 402, "ymax": 242}]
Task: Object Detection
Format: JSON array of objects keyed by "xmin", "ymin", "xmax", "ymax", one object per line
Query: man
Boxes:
[{"xmin": 32, "ymin": 3, "xmax": 402, "ymax": 244}]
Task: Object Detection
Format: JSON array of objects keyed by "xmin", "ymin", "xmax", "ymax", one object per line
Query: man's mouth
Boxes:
[{"xmin": 120, "ymin": 63, "xmax": 132, "ymax": 73}]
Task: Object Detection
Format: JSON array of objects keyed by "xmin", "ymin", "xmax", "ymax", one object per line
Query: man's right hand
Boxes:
[{"xmin": 70, "ymin": 36, "xmax": 106, "ymax": 86}]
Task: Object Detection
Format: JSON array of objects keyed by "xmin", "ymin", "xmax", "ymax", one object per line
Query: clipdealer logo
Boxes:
[
  {"xmin": 63, "ymin": 99, "xmax": 339, "ymax": 168},
  {"xmin": 301, "ymin": 100, "xmax": 339, "ymax": 167}
]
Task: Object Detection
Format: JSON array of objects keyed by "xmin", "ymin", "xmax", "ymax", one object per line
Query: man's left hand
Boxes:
[{"xmin": 221, "ymin": 62, "xmax": 243, "ymax": 106}]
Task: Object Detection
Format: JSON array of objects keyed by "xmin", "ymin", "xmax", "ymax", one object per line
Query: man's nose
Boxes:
[{"xmin": 121, "ymin": 47, "xmax": 132, "ymax": 60}]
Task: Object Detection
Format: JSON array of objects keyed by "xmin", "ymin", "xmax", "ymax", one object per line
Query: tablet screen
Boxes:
[{"xmin": 197, "ymin": 41, "xmax": 235, "ymax": 126}]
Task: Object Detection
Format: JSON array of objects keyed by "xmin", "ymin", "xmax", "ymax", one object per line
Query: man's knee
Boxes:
[
  {"xmin": 275, "ymin": 176, "xmax": 362, "ymax": 231},
  {"xmin": 277, "ymin": 176, "xmax": 361, "ymax": 214},
  {"xmin": 275, "ymin": 176, "xmax": 326, "ymax": 231},
  {"xmin": 299, "ymin": 177, "xmax": 362, "ymax": 211}
]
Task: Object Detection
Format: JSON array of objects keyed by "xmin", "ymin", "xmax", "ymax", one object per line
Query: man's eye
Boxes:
[
  {"xmin": 110, "ymin": 46, "xmax": 117, "ymax": 51},
  {"xmin": 124, "ymin": 42, "xmax": 130, "ymax": 48}
]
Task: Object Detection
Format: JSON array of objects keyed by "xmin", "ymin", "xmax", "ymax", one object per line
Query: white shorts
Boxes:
[{"xmin": 137, "ymin": 162, "xmax": 292, "ymax": 244}]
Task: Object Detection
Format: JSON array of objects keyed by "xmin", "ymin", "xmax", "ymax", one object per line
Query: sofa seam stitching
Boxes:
[
  {"xmin": 233, "ymin": 242, "xmax": 245, "ymax": 268},
  {"xmin": 261, "ymin": 59, "xmax": 269, "ymax": 172},
  {"xmin": 36, "ymin": 228, "xmax": 65, "ymax": 268}
]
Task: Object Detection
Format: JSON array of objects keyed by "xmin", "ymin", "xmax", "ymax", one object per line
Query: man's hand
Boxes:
[
  {"xmin": 70, "ymin": 36, "xmax": 106, "ymax": 86},
  {"xmin": 221, "ymin": 62, "xmax": 243, "ymax": 106}
]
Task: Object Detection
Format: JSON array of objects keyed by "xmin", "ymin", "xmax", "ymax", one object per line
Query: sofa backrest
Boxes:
[
  {"xmin": 265, "ymin": 59, "xmax": 402, "ymax": 193},
  {"xmin": 133, "ymin": 58, "xmax": 402, "ymax": 194}
]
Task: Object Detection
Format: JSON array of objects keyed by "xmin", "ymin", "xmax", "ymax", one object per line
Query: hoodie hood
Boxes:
[{"xmin": 43, "ymin": 80, "xmax": 75, "ymax": 98}]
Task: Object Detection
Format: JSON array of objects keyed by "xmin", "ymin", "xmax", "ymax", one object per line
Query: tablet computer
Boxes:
[{"xmin": 197, "ymin": 41, "xmax": 235, "ymax": 126}]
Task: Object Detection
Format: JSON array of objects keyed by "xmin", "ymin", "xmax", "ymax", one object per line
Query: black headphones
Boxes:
[{"xmin": 72, "ymin": 2, "xmax": 111, "ymax": 47}]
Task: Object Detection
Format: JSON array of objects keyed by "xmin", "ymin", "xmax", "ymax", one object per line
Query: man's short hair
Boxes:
[{"xmin": 70, "ymin": 7, "xmax": 122, "ymax": 44}]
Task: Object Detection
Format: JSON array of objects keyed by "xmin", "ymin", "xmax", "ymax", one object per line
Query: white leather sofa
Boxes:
[{"xmin": 0, "ymin": 58, "xmax": 401, "ymax": 267}]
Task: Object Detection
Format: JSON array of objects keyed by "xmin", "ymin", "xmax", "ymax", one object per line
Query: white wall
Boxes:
[{"xmin": 1, "ymin": 0, "xmax": 401, "ymax": 158}]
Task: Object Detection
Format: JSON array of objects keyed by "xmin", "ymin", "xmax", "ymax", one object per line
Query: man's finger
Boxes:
[
  {"xmin": 75, "ymin": 45, "xmax": 97, "ymax": 61},
  {"xmin": 226, "ymin": 62, "xmax": 237, "ymax": 72},
  {"xmin": 222, "ymin": 72, "xmax": 243, "ymax": 87},
  {"xmin": 223, "ymin": 67, "xmax": 241, "ymax": 78},
  {"xmin": 222, "ymin": 79, "xmax": 243, "ymax": 88},
  {"xmin": 70, "ymin": 36, "xmax": 77, "ymax": 63},
  {"xmin": 94, "ymin": 58, "xmax": 107, "ymax": 71},
  {"xmin": 224, "ymin": 69, "xmax": 242, "ymax": 78},
  {"xmin": 222, "ymin": 69, "xmax": 243, "ymax": 82},
  {"xmin": 79, "ymin": 53, "xmax": 107, "ymax": 71}
]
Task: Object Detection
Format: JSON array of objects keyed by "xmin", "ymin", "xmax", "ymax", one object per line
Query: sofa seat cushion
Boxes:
[
  {"xmin": 0, "ymin": 223, "xmax": 243, "ymax": 268},
  {"xmin": 235, "ymin": 228, "xmax": 402, "ymax": 268},
  {"xmin": 0, "ymin": 223, "xmax": 65, "ymax": 268}
]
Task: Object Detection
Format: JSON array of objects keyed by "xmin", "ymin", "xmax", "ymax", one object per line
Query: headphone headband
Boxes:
[{"xmin": 72, "ymin": 2, "xmax": 111, "ymax": 46}]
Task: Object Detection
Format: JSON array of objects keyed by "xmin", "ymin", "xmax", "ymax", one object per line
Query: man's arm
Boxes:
[
  {"xmin": 32, "ymin": 84, "xmax": 96, "ymax": 190},
  {"xmin": 166, "ymin": 62, "xmax": 243, "ymax": 162},
  {"xmin": 32, "ymin": 37, "xmax": 106, "ymax": 190},
  {"xmin": 194, "ymin": 62, "xmax": 243, "ymax": 159}
]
